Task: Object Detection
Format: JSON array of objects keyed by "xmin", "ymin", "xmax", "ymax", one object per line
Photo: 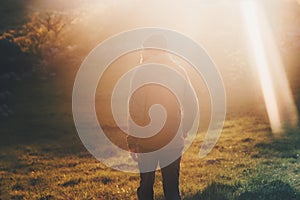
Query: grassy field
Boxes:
[{"xmin": 0, "ymin": 74, "xmax": 299, "ymax": 200}]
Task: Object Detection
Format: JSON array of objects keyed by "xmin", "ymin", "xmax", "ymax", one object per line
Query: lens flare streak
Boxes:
[{"xmin": 241, "ymin": 0, "xmax": 298, "ymax": 132}]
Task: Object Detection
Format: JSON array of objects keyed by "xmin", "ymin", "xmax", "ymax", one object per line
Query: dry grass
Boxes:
[{"xmin": 0, "ymin": 79, "xmax": 299, "ymax": 200}]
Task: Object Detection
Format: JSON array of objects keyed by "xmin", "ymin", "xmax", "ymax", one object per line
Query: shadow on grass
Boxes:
[
  {"xmin": 185, "ymin": 180, "xmax": 300, "ymax": 200},
  {"xmin": 237, "ymin": 180, "xmax": 299, "ymax": 200},
  {"xmin": 184, "ymin": 182, "xmax": 237, "ymax": 200},
  {"xmin": 252, "ymin": 127, "xmax": 300, "ymax": 159}
]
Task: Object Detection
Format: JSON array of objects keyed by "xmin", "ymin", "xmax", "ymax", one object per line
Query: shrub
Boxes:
[{"xmin": 1, "ymin": 11, "xmax": 71, "ymax": 58}]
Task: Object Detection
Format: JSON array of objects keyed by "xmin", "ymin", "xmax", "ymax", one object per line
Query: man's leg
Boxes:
[
  {"xmin": 137, "ymin": 154, "xmax": 158, "ymax": 200},
  {"xmin": 137, "ymin": 171, "xmax": 155, "ymax": 200},
  {"xmin": 161, "ymin": 157, "xmax": 181, "ymax": 200}
]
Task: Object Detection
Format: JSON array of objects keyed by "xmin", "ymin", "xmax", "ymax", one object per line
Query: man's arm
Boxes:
[{"xmin": 127, "ymin": 135, "xmax": 139, "ymax": 152}]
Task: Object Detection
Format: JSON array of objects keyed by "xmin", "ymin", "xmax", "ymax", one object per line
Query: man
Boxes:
[{"xmin": 127, "ymin": 35, "xmax": 197, "ymax": 200}]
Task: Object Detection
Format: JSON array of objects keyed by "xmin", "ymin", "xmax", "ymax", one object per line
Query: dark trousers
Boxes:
[{"xmin": 137, "ymin": 155, "xmax": 181, "ymax": 200}]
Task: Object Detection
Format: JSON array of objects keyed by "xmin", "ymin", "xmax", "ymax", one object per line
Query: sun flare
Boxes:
[{"xmin": 241, "ymin": 0, "xmax": 298, "ymax": 133}]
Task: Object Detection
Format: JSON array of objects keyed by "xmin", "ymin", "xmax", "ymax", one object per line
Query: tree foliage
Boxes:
[{"xmin": 1, "ymin": 12, "xmax": 71, "ymax": 57}]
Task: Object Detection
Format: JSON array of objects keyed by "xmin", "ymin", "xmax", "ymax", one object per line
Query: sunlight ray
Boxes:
[{"xmin": 241, "ymin": 0, "xmax": 298, "ymax": 133}]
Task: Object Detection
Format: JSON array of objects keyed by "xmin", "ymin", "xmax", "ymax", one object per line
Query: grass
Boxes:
[{"xmin": 0, "ymin": 73, "xmax": 299, "ymax": 200}]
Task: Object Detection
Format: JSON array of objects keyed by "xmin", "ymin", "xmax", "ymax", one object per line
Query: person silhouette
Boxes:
[{"xmin": 127, "ymin": 35, "xmax": 197, "ymax": 200}]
